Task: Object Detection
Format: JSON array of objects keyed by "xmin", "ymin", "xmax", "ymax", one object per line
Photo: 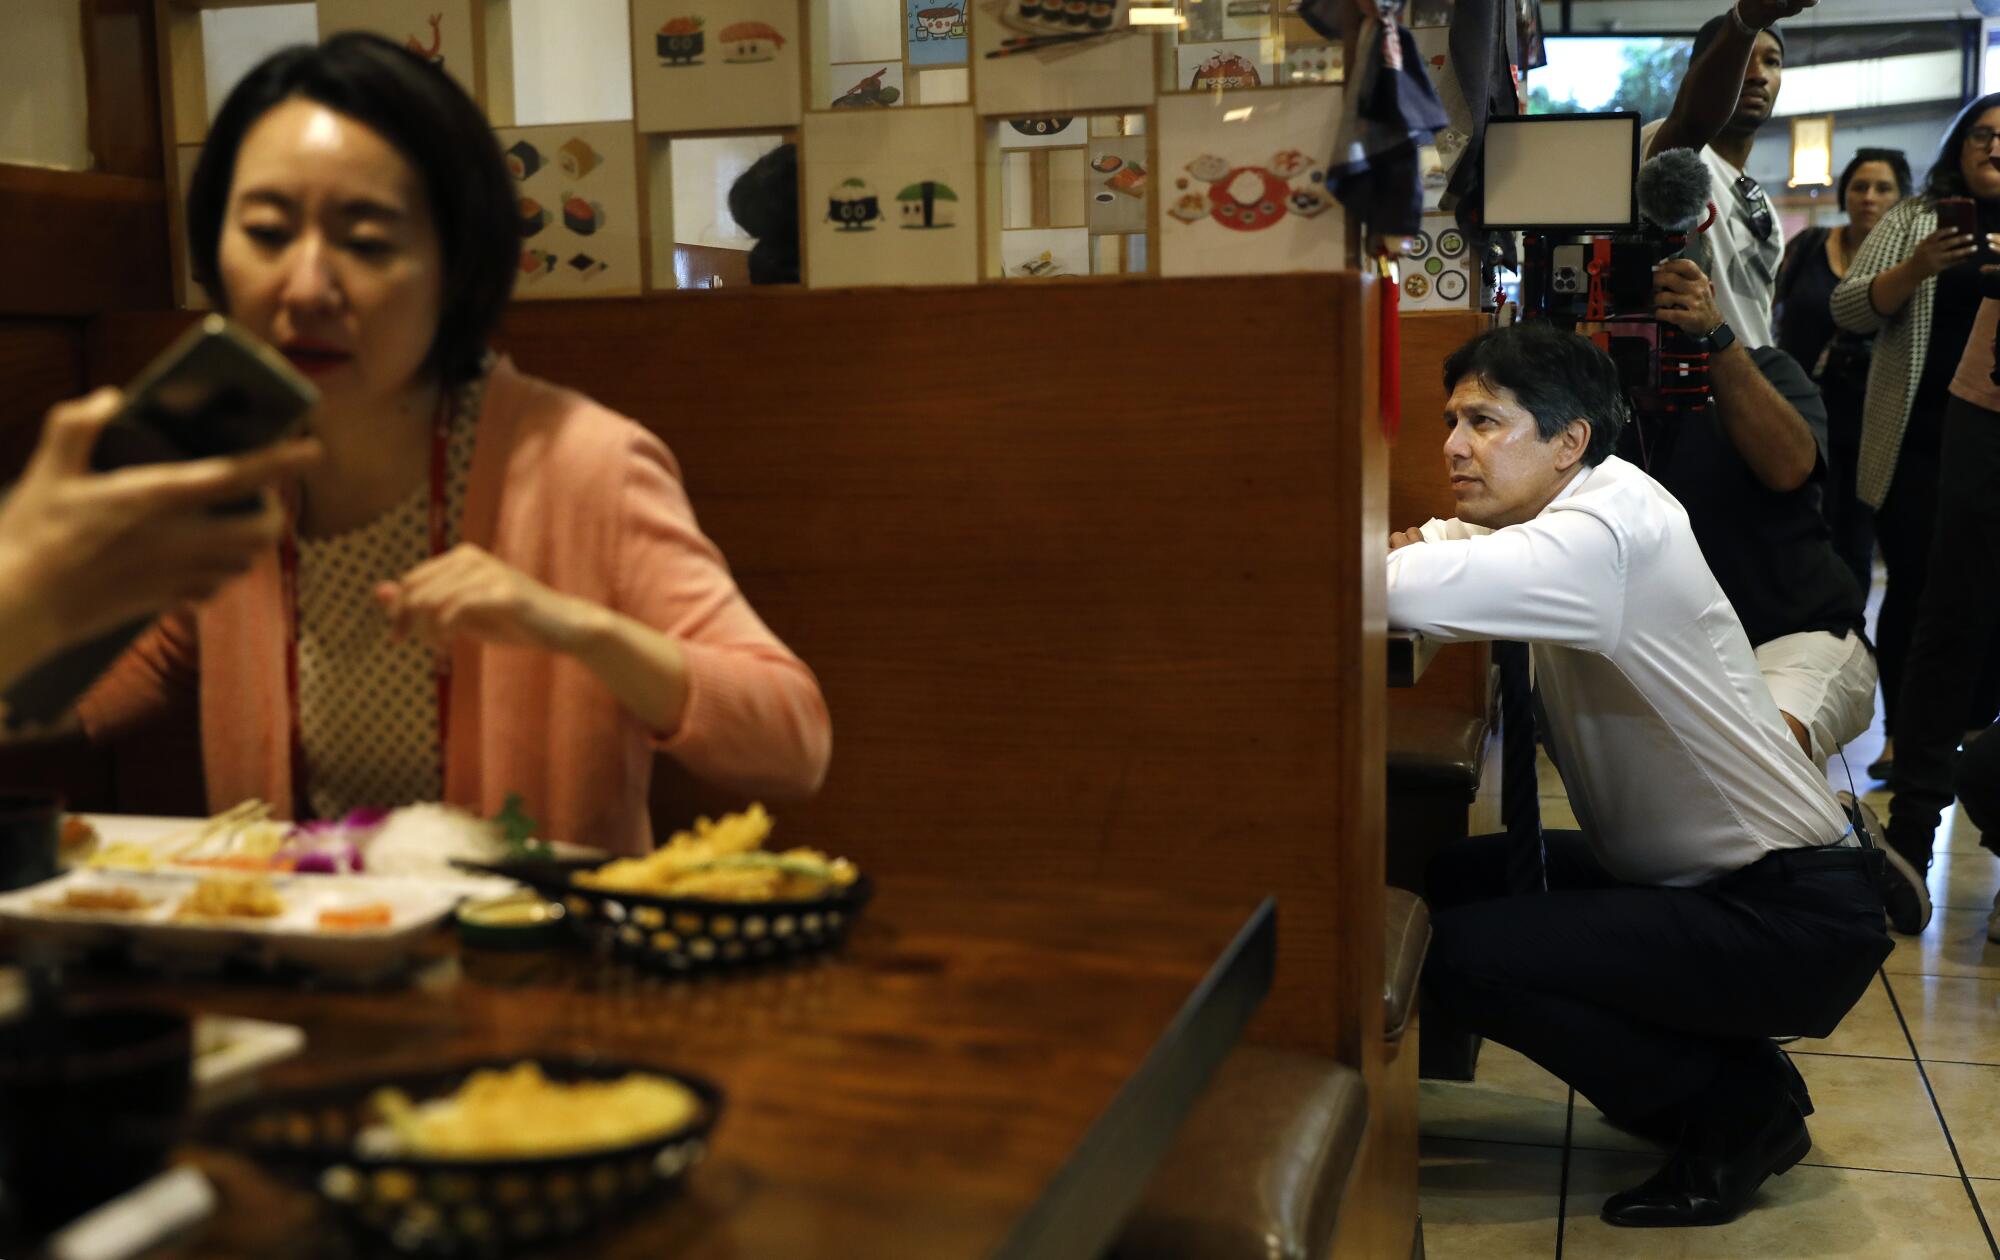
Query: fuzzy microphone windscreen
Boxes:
[{"xmin": 1636, "ymin": 147, "xmax": 1714, "ymax": 234}]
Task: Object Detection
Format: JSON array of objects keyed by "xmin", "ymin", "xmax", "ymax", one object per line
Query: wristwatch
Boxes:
[{"xmin": 1688, "ymin": 321, "xmax": 1737, "ymax": 354}]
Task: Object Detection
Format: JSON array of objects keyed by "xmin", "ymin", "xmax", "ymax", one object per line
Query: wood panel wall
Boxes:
[{"xmin": 1390, "ymin": 309, "xmax": 1491, "ymax": 719}]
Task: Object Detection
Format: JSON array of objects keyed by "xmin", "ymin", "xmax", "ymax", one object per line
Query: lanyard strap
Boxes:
[{"xmin": 280, "ymin": 391, "xmax": 453, "ymax": 819}]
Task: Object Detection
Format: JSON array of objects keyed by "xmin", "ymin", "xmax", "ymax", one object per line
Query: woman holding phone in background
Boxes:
[
  {"xmin": 1830, "ymin": 95, "xmax": 2000, "ymax": 792},
  {"xmin": 1774, "ymin": 148, "xmax": 1909, "ymax": 595},
  {"xmin": 71, "ymin": 33, "xmax": 830, "ymax": 854}
]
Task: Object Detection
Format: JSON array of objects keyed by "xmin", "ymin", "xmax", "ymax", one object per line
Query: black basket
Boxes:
[
  {"xmin": 204, "ymin": 1057, "xmax": 722, "ymax": 1257},
  {"xmin": 557, "ymin": 872, "xmax": 874, "ymax": 974}
]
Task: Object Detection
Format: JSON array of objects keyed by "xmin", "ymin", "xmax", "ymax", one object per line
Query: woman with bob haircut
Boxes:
[{"xmin": 71, "ymin": 32, "xmax": 831, "ymax": 853}]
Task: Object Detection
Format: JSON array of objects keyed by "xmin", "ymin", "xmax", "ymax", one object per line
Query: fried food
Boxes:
[
  {"xmin": 174, "ymin": 873, "xmax": 285, "ymax": 920},
  {"xmin": 36, "ymin": 886, "xmax": 158, "ymax": 914},
  {"xmin": 572, "ymin": 805, "xmax": 858, "ymax": 902},
  {"xmin": 59, "ymin": 815, "xmax": 99, "ymax": 857},
  {"xmin": 318, "ymin": 903, "xmax": 393, "ymax": 931},
  {"xmin": 367, "ymin": 1062, "xmax": 701, "ymax": 1157}
]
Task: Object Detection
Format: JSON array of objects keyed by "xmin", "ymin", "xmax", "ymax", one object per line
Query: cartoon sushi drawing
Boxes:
[
  {"xmin": 1287, "ymin": 180, "xmax": 1334, "ymax": 218},
  {"xmin": 519, "ymin": 248, "xmax": 557, "ymax": 278},
  {"xmin": 719, "ymin": 21, "xmax": 786, "ymax": 62},
  {"xmin": 519, "ymin": 197, "xmax": 549, "ymax": 238},
  {"xmin": 831, "ymin": 67, "xmax": 900, "ymax": 107},
  {"xmin": 1209, "ymin": 167, "xmax": 1289, "ymax": 232},
  {"xmin": 405, "ymin": 13, "xmax": 444, "ymax": 67},
  {"xmin": 561, "ymin": 194, "xmax": 605, "ymax": 235},
  {"xmin": 658, "ymin": 16, "xmax": 704, "ymax": 64},
  {"xmin": 557, "ymin": 138, "xmax": 601, "ymax": 179},
  {"xmin": 827, "ymin": 179, "xmax": 881, "ymax": 230},
  {"xmin": 567, "ymin": 253, "xmax": 608, "ymax": 278},
  {"xmin": 896, "ymin": 181, "xmax": 959, "ymax": 229},
  {"xmin": 504, "ymin": 140, "xmax": 543, "ymax": 181}
]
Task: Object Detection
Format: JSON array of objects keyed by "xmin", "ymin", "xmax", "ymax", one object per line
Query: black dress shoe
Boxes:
[
  {"xmin": 1601, "ymin": 1097, "xmax": 1812, "ymax": 1227},
  {"xmin": 1878, "ymin": 842, "xmax": 1933, "ymax": 936}
]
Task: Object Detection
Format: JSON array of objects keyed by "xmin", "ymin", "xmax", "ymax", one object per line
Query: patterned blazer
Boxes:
[{"xmin": 1830, "ymin": 196, "xmax": 1940, "ymax": 509}]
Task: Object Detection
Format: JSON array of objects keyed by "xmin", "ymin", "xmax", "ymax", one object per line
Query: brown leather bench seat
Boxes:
[{"xmin": 1107, "ymin": 1047, "xmax": 1369, "ymax": 1260}]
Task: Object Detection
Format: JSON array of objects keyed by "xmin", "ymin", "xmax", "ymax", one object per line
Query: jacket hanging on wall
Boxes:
[{"xmin": 1325, "ymin": 4, "xmax": 1450, "ymax": 239}]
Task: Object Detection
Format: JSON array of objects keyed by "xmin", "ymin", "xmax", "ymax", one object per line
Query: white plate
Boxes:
[
  {"xmin": 194, "ymin": 1014, "xmax": 305, "ymax": 1110},
  {"xmin": 0, "ymin": 869, "xmax": 465, "ymax": 981}
]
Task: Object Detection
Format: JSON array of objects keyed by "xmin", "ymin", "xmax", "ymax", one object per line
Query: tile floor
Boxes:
[{"xmin": 1419, "ymin": 580, "xmax": 2000, "ymax": 1258}]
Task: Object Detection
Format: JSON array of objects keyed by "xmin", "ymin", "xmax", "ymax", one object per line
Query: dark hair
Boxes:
[
  {"xmin": 186, "ymin": 32, "xmax": 517, "ymax": 386},
  {"xmin": 726, "ymin": 143, "xmax": 800, "ymax": 286},
  {"xmin": 1688, "ymin": 12, "xmax": 1785, "ymax": 67},
  {"xmin": 1442, "ymin": 323, "xmax": 1629, "ymax": 467},
  {"xmin": 1837, "ymin": 148, "xmax": 1911, "ymax": 212},
  {"xmin": 1923, "ymin": 93, "xmax": 2000, "ymax": 204}
]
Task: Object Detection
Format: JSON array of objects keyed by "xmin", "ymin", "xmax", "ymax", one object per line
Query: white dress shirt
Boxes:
[
  {"xmin": 1643, "ymin": 120, "xmax": 1784, "ymax": 351},
  {"xmin": 1386, "ymin": 455, "xmax": 1849, "ymax": 886}
]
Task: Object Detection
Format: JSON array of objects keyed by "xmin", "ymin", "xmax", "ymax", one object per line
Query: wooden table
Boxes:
[{"xmin": 31, "ymin": 878, "xmax": 1274, "ymax": 1260}]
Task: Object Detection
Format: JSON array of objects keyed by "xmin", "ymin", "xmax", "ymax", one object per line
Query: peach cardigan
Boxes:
[{"xmin": 78, "ymin": 358, "xmax": 831, "ymax": 854}]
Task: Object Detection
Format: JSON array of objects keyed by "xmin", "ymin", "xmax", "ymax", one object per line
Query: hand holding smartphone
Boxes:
[
  {"xmin": 1, "ymin": 317, "xmax": 318, "ymax": 730},
  {"xmin": 1933, "ymin": 197, "xmax": 1992, "ymax": 268}
]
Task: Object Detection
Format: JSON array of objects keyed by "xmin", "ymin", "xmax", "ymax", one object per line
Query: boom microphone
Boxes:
[{"xmin": 1636, "ymin": 147, "xmax": 1713, "ymax": 234}]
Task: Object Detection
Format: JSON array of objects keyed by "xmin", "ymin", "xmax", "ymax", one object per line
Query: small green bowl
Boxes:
[{"xmin": 455, "ymin": 890, "xmax": 567, "ymax": 950}]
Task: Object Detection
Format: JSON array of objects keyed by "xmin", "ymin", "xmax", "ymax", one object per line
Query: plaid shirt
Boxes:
[{"xmin": 1830, "ymin": 196, "xmax": 1941, "ymax": 509}]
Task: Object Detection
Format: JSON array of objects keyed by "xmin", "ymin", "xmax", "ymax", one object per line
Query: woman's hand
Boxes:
[
  {"xmin": 375, "ymin": 543, "xmax": 598, "ymax": 655},
  {"xmin": 1907, "ymin": 226, "xmax": 1981, "ymax": 280},
  {"xmin": 0, "ymin": 389, "xmax": 319, "ymax": 670}
]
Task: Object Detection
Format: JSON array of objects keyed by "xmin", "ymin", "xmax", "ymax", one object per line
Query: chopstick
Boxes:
[{"xmin": 987, "ymin": 30, "xmax": 1114, "ymax": 56}]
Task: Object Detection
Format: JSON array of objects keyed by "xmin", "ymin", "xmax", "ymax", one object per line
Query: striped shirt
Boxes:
[{"xmin": 1830, "ymin": 196, "xmax": 1940, "ymax": 509}]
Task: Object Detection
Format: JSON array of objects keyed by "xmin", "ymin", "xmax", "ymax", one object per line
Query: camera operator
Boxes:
[
  {"xmin": 1388, "ymin": 322, "xmax": 1891, "ymax": 1229},
  {"xmin": 1641, "ymin": 0, "xmax": 1818, "ymax": 350},
  {"xmin": 1640, "ymin": 258, "xmax": 1878, "ymax": 776}
]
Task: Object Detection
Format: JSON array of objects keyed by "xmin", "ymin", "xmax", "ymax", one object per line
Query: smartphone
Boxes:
[
  {"xmin": 1934, "ymin": 197, "xmax": 1989, "ymax": 264},
  {"xmin": 1, "ymin": 317, "xmax": 318, "ymax": 730}
]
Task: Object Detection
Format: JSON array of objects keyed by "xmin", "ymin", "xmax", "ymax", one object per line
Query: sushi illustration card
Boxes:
[
  {"xmin": 631, "ymin": 0, "xmax": 803, "ymax": 133},
  {"xmin": 317, "ymin": 0, "xmax": 481, "ymax": 105},
  {"xmin": 1155, "ymin": 85, "xmax": 1345, "ymax": 277},
  {"xmin": 803, "ymin": 107, "xmax": 979, "ymax": 289},
  {"xmin": 908, "ymin": 0, "xmax": 968, "ymax": 66},
  {"xmin": 1085, "ymin": 137, "xmax": 1148, "ymax": 235},
  {"xmin": 496, "ymin": 121, "xmax": 643, "ymax": 299},
  {"xmin": 971, "ymin": 0, "xmax": 1156, "ymax": 118}
]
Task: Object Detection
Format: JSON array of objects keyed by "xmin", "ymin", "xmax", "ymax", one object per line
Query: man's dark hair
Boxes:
[
  {"xmin": 186, "ymin": 32, "xmax": 517, "ymax": 386},
  {"xmin": 727, "ymin": 143, "xmax": 800, "ymax": 286},
  {"xmin": 1687, "ymin": 13, "xmax": 1785, "ymax": 67},
  {"xmin": 1442, "ymin": 323, "xmax": 1630, "ymax": 467},
  {"xmin": 1837, "ymin": 148, "xmax": 1912, "ymax": 212},
  {"xmin": 1922, "ymin": 93, "xmax": 2000, "ymax": 203}
]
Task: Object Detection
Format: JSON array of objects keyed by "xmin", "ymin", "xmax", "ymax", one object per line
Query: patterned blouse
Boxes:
[{"xmin": 294, "ymin": 362, "xmax": 487, "ymax": 821}]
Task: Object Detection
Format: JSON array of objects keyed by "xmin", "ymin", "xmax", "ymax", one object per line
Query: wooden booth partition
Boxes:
[{"xmin": 86, "ymin": 275, "xmax": 1410, "ymax": 1253}]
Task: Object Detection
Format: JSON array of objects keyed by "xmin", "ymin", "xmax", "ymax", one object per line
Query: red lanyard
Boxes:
[{"xmin": 279, "ymin": 391, "xmax": 453, "ymax": 819}]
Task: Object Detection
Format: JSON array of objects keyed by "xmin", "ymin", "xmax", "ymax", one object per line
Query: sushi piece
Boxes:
[
  {"xmin": 557, "ymin": 138, "xmax": 601, "ymax": 179},
  {"xmin": 504, "ymin": 140, "xmax": 542, "ymax": 181},
  {"xmin": 657, "ymin": 16, "xmax": 704, "ymax": 64},
  {"xmin": 562, "ymin": 195, "xmax": 604, "ymax": 235},
  {"xmin": 567, "ymin": 253, "xmax": 607, "ymax": 277},
  {"xmin": 519, "ymin": 197, "xmax": 549, "ymax": 238},
  {"xmin": 718, "ymin": 21, "xmax": 787, "ymax": 63},
  {"xmin": 896, "ymin": 181, "xmax": 960, "ymax": 229},
  {"xmin": 827, "ymin": 178, "xmax": 881, "ymax": 229}
]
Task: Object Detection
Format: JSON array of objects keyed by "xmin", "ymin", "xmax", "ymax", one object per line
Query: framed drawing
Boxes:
[
  {"xmin": 631, "ymin": 0, "xmax": 804, "ymax": 133},
  {"xmin": 496, "ymin": 121, "xmax": 644, "ymax": 298},
  {"xmin": 971, "ymin": 0, "xmax": 1156, "ymax": 118},
  {"xmin": 316, "ymin": 0, "xmax": 482, "ymax": 105},
  {"xmin": 1155, "ymin": 86, "xmax": 1346, "ymax": 277},
  {"xmin": 803, "ymin": 106, "xmax": 980, "ymax": 288}
]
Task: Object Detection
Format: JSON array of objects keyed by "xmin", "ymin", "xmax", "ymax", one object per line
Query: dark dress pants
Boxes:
[
  {"xmin": 1423, "ymin": 831, "xmax": 1890, "ymax": 1123},
  {"xmin": 1823, "ymin": 387, "xmax": 1875, "ymax": 598},
  {"xmin": 1871, "ymin": 438, "xmax": 1940, "ymax": 741},
  {"xmin": 1955, "ymin": 724, "xmax": 2000, "ymax": 854},
  {"xmin": 1889, "ymin": 398, "xmax": 2000, "ymax": 863}
]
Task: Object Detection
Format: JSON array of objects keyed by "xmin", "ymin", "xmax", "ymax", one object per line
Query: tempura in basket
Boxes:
[{"xmin": 572, "ymin": 804, "xmax": 858, "ymax": 902}]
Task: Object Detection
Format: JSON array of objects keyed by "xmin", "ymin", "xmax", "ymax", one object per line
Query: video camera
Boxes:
[{"xmin": 1481, "ymin": 112, "xmax": 1718, "ymax": 415}]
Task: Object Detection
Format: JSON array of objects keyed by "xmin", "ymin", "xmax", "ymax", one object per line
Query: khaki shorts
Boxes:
[{"xmin": 1756, "ymin": 630, "xmax": 1878, "ymax": 767}]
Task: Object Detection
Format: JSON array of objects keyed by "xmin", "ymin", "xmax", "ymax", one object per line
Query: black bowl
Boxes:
[
  {"xmin": 206, "ymin": 1057, "xmax": 722, "ymax": 1256},
  {"xmin": 558, "ymin": 873, "xmax": 874, "ymax": 974},
  {"xmin": 0, "ymin": 1005, "xmax": 192, "ymax": 1237}
]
